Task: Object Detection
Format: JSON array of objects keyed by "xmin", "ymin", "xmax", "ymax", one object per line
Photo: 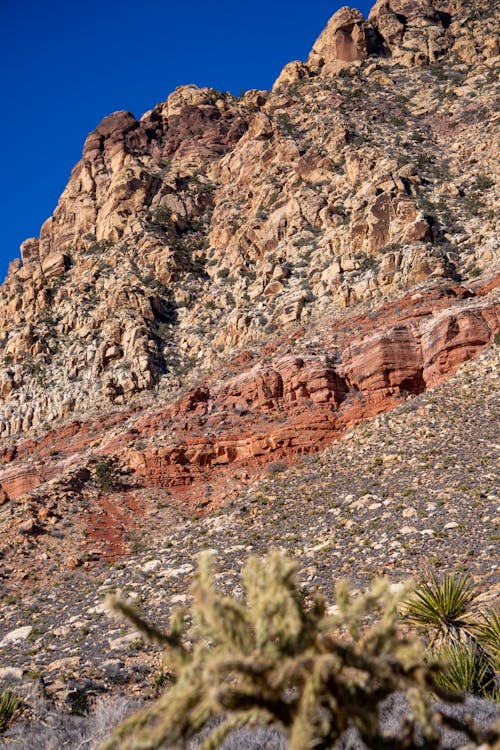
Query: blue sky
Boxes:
[{"xmin": 0, "ymin": 0, "xmax": 372, "ymax": 282}]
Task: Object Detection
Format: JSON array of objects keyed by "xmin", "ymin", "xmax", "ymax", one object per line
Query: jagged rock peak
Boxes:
[
  {"xmin": 275, "ymin": 0, "xmax": 499, "ymax": 84},
  {"xmin": 307, "ymin": 7, "xmax": 376, "ymax": 70}
]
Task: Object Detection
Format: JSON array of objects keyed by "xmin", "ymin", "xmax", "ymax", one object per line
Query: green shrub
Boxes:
[
  {"xmin": 431, "ymin": 641, "xmax": 496, "ymax": 697},
  {"xmin": 404, "ymin": 571, "xmax": 475, "ymax": 636},
  {"xmin": 405, "ymin": 571, "xmax": 498, "ymax": 698},
  {"xmin": 276, "ymin": 112, "xmax": 294, "ymax": 135},
  {"xmin": 356, "ymin": 252, "xmax": 377, "ymax": 273},
  {"xmin": 94, "ymin": 460, "xmax": 116, "ymax": 491},
  {"xmin": 0, "ymin": 690, "xmax": 24, "ymax": 734},
  {"xmin": 150, "ymin": 207, "xmax": 172, "ymax": 226},
  {"xmin": 474, "ymin": 174, "xmax": 494, "ymax": 191},
  {"xmin": 100, "ymin": 554, "xmax": 496, "ymax": 750}
]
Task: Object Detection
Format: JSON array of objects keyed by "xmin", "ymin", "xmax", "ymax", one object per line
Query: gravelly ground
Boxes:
[{"xmin": 0, "ymin": 346, "xmax": 498, "ymax": 715}]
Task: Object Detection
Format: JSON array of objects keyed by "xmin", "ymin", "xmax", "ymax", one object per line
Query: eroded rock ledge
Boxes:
[
  {"xmin": 0, "ymin": 279, "xmax": 497, "ymax": 505},
  {"xmin": 124, "ymin": 283, "xmax": 499, "ymax": 488}
]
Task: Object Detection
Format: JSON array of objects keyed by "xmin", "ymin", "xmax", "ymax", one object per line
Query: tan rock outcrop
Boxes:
[
  {"xmin": 368, "ymin": 0, "xmax": 450, "ymax": 64},
  {"xmin": 308, "ymin": 7, "xmax": 374, "ymax": 69},
  {"xmin": 272, "ymin": 61, "xmax": 309, "ymax": 92}
]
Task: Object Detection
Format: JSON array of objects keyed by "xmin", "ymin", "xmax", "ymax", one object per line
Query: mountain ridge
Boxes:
[{"xmin": 0, "ymin": 1, "xmax": 499, "ymax": 740}]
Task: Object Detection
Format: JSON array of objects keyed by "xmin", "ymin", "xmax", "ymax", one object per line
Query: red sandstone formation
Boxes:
[{"xmin": 0, "ymin": 280, "xmax": 497, "ymax": 507}]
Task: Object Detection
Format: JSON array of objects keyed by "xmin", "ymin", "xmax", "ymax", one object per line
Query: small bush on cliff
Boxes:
[
  {"xmin": 94, "ymin": 461, "xmax": 117, "ymax": 491},
  {"xmin": 100, "ymin": 553, "xmax": 497, "ymax": 750}
]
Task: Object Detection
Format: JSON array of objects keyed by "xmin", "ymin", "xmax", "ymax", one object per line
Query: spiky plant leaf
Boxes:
[
  {"xmin": 404, "ymin": 571, "xmax": 499, "ymax": 701},
  {"xmin": 0, "ymin": 690, "xmax": 24, "ymax": 734},
  {"xmin": 431, "ymin": 641, "xmax": 496, "ymax": 698},
  {"xmin": 471, "ymin": 608, "xmax": 500, "ymax": 669},
  {"xmin": 404, "ymin": 571, "xmax": 476, "ymax": 637}
]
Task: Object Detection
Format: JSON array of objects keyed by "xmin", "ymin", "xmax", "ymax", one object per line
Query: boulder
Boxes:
[{"xmin": 308, "ymin": 7, "xmax": 374, "ymax": 68}]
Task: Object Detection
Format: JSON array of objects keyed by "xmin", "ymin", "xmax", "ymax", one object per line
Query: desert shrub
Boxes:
[
  {"xmin": 276, "ymin": 113, "xmax": 294, "ymax": 135},
  {"xmin": 404, "ymin": 571, "xmax": 498, "ymax": 699},
  {"xmin": 0, "ymin": 690, "xmax": 24, "ymax": 734},
  {"xmin": 85, "ymin": 240, "xmax": 112, "ymax": 256},
  {"xmin": 431, "ymin": 641, "xmax": 496, "ymax": 697},
  {"xmin": 265, "ymin": 460, "xmax": 288, "ymax": 476},
  {"xmin": 150, "ymin": 207, "xmax": 172, "ymax": 226},
  {"xmin": 474, "ymin": 174, "xmax": 494, "ymax": 191},
  {"xmin": 356, "ymin": 252, "xmax": 377, "ymax": 273},
  {"xmin": 3, "ymin": 694, "xmax": 138, "ymax": 750},
  {"xmin": 465, "ymin": 263, "xmax": 482, "ymax": 278},
  {"xmin": 94, "ymin": 461, "xmax": 116, "ymax": 491},
  {"xmin": 100, "ymin": 553, "xmax": 498, "ymax": 750}
]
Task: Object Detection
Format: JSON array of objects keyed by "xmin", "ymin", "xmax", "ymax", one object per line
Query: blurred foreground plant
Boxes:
[{"xmin": 100, "ymin": 553, "xmax": 499, "ymax": 750}]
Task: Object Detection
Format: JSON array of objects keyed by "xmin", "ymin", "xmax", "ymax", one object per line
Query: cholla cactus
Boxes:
[{"xmin": 101, "ymin": 553, "xmax": 496, "ymax": 750}]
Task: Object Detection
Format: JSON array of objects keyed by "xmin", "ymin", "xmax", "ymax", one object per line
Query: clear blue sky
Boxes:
[{"xmin": 0, "ymin": 0, "xmax": 372, "ymax": 282}]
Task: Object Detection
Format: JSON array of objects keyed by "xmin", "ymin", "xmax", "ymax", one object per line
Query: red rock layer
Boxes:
[
  {"xmin": 126, "ymin": 292, "xmax": 498, "ymax": 490},
  {"xmin": 0, "ymin": 279, "xmax": 497, "ymax": 505}
]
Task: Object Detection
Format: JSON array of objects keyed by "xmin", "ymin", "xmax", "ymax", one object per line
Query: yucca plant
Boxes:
[
  {"xmin": 472, "ymin": 608, "xmax": 500, "ymax": 669},
  {"xmin": 404, "ymin": 571, "xmax": 476, "ymax": 646},
  {"xmin": 405, "ymin": 572, "xmax": 498, "ymax": 699},
  {"xmin": 99, "ymin": 553, "xmax": 496, "ymax": 750},
  {"xmin": 0, "ymin": 690, "xmax": 24, "ymax": 734},
  {"xmin": 431, "ymin": 641, "xmax": 494, "ymax": 696}
]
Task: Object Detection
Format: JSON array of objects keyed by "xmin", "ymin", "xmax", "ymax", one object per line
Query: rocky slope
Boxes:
[
  {"xmin": 0, "ymin": 0, "xmax": 497, "ymax": 585},
  {"xmin": 0, "ymin": 344, "xmax": 498, "ymax": 712},
  {"xmin": 0, "ymin": 0, "xmax": 497, "ymax": 582}
]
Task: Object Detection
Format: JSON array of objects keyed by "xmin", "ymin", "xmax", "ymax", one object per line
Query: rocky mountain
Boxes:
[
  {"xmin": 0, "ymin": 1, "xmax": 499, "ymax": 744},
  {"xmin": 0, "ymin": 0, "xmax": 498, "ymax": 575}
]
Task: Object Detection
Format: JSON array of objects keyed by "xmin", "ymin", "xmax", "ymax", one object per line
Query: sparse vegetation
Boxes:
[
  {"xmin": 356, "ymin": 252, "xmax": 378, "ymax": 273},
  {"xmin": 276, "ymin": 112, "xmax": 294, "ymax": 135},
  {"xmin": 0, "ymin": 690, "xmax": 24, "ymax": 734},
  {"xmin": 2, "ymin": 694, "xmax": 139, "ymax": 750},
  {"xmin": 150, "ymin": 207, "xmax": 172, "ymax": 226},
  {"xmin": 474, "ymin": 174, "xmax": 494, "ymax": 191}
]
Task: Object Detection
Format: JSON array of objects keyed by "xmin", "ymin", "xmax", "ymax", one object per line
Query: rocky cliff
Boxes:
[{"xmin": 0, "ymin": 0, "xmax": 498, "ymax": 571}]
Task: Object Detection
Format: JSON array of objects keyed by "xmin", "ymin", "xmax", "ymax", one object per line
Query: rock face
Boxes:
[
  {"xmin": 0, "ymin": 0, "xmax": 498, "ymax": 566},
  {"xmin": 308, "ymin": 7, "xmax": 376, "ymax": 70},
  {"xmin": 123, "ymin": 281, "xmax": 499, "ymax": 488},
  {"xmin": 0, "ymin": 0, "xmax": 497, "ymax": 439},
  {"xmin": 368, "ymin": 0, "xmax": 450, "ymax": 64},
  {"xmin": 0, "ymin": 279, "xmax": 497, "ymax": 508}
]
